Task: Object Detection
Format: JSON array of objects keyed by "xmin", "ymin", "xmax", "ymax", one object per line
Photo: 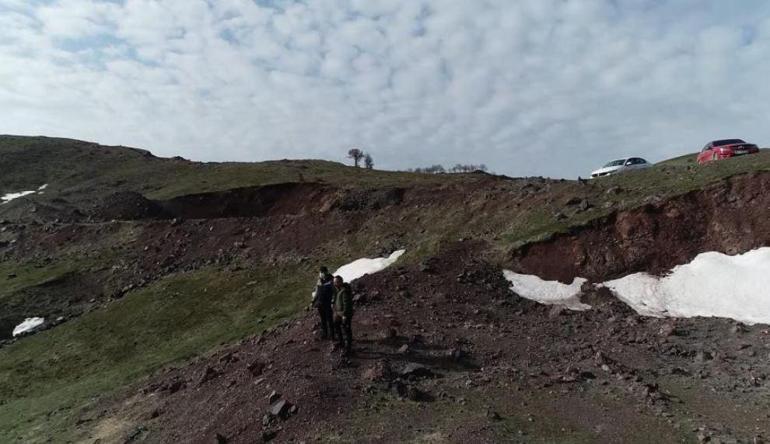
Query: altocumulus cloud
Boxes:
[{"xmin": 1, "ymin": 0, "xmax": 770, "ymax": 177}]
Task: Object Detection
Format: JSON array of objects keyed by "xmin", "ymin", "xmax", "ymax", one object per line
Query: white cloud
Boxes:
[{"xmin": 1, "ymin": 0, "xmax": 770, "ymax": 177}]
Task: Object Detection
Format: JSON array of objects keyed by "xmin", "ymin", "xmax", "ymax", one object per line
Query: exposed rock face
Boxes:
[{"xmin": 511, "ymin": 173, "xmax": 770, "ymax": 282}]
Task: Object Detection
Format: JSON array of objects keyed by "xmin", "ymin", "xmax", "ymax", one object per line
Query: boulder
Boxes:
[
  {"xmin": 269, "ymin": 399, "xmax": 291, "ymax": 418},
  {"xmin": 400, "ymin": 363, "xmax": 434, "ymax": 379}
]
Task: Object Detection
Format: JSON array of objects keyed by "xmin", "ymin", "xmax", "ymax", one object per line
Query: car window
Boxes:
[
  {"xmin": 634, "ymin": 158, "xmax": 648, "ymax": 164},
  {"xmin": 604, "ymin": 159, "xmax": 626, "ymax": 167},
  {"xmin": 713, "ymin": 139, "xmax": 745, "ymax": 146}
]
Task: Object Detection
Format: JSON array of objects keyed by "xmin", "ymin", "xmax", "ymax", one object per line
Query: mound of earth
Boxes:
[{"xmin": 97, "ymin": 191, "xmax": 169, "ymax": 220}]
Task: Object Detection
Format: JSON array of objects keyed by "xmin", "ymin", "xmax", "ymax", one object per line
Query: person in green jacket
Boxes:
[{"xmin": 333, "ymin": 275, "xmax": 354, "ymax": 354}]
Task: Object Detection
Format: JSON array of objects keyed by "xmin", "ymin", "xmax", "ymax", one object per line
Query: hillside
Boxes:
[{"xmin": 1, "ymin": 136, "xmax": 770, "ymax": 443}]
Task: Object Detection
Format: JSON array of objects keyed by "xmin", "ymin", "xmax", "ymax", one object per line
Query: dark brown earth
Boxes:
[
  {"xmin": 512, "ymin": 172, "xmax": 770, "ymax": 282},
  {"xmin": 87, "ymin": 241, "xmax": 770, "ymax": 443}
]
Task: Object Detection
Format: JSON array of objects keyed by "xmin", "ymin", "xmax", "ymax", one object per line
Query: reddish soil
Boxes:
[
  {"xmin": 510, "ymin": 172, "xmax": 770, "ymax": 282},
  {"xmin": 88, "ymin": 241, "xmax": 770, "ymax": 443}
]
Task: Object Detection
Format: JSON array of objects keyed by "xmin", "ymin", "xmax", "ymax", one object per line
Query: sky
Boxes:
[{"xmin": 2, "ymin": 0, "xmax": 770, "ymax": 178}]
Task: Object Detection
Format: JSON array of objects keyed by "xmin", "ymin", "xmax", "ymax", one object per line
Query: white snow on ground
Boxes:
[
  {"xmin": 603, "ymin": 247, "xmax": 770, "ymax": 325},
  {"xmin": 1, "ymin": 184, "xmax": 48, "ymax": 204},
  {"xmin": 1, "ymin": 190, "xmax": 36, "ymax": 204},
  {"xmin": 502, "ymin": 270, "xmax": 591, "ymax": 311},
  {"xmin": 12, "ymin": 317, "xmax": 45, "ymax": 337},
  {"xmin": 334, "ymin": 250, "xmax": 406, "ymax": 283}
]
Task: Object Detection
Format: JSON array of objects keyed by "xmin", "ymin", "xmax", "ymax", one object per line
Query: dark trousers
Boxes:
[
  {"xmin": 317, "ymin": 305, "xmax": 334, "ymax": 339},
  {"xmin": 334, "ymin": 314, "xmax": 353, "ymax": 350}
]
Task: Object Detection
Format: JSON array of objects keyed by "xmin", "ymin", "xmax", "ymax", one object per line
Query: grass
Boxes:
[
  {"xmin": 0, "ymin": 264, "xmax": 313, "ymax": 442},
  {"xmin": 0, "ymin": 135, "xmax": 462, "ymax": 204},
  {"xmin": 0, "ymin": 261, "xmax": 78, "ymax": 303},
  {"xmin": 3, "ymin": 135, "xmax": 770, "ymax": 442}
]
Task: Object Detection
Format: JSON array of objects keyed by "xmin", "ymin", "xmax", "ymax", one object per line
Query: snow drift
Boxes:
[
  {"xmin": 502, "ymin": 270, "xmax": 590, "ymax": 311},
  {"xmin": 506, "ymin": 247, "xmax": 770, "ymax": 324},
  {"xmin": 604, "ymin": 247, "xmax": 770, "ymax": 325},
  {"xmin": 334, "ymin": 250, "xmax": 406, "ymax": 283},
  {"xmin": 12, "ymin": 317, "xmax": 45, "ymax": 337},
  {"xmin": 1, "ymin": 184, "xmax": 48, "ymax": 204}
]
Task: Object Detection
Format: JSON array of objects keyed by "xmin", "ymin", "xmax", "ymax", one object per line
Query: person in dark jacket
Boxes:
[
  {"xmin": 313, "ymin": 266, "xmax": 335, "ymax": 340},
  {"xmin": 333, "ymin": 275, "xmax": 354, "ymax": 354}
]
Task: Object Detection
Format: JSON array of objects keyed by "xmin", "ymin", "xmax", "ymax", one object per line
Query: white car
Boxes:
[{"xmin": 590, "ymin": 157, "xmax": 651, "ymax": 178}]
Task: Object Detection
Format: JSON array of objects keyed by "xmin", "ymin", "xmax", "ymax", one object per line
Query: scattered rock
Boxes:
[
  {"xmin": 548, "ymin": 305, "xmax": 567, "ymax": 318},
  {"xmin": 658, "ymin": 322, "xmax": 680, "ymax": 337},
  {"xmin": 400, "ymin": 363, "xmax": 434, "ymax": 379},
  {"xmin": 578, "ymin": 200, "xmax": 592, "ymax": 211},
  {"xmin": 447, "ymin": 348, "xmax": 465, "ymax": 362},
  {"xmin": 269, "ymin": 399, "xmax": 291, "ymax": 418},
  {"xmin": 694, "ymin": 351, "xmax": 713, "ymax": 363},
  {"xmin": 261, "ymin": 429, "xmax": 277, "ymax": 442},
  {"xmin": 198, "ymin": 366, "xmax": 222, "ymax": 386},
  {"xmin": 247, "ymin": 360, "xmax": 266, "ymax": 377},
  {"xmin": 383, "ymin": 328, "xmax": 398, "ymax": 342},
  {"xmin": 406, "ymin": 386, "xmax": 428, "ymax": 402},
  {"xmin": 731, "ymin": 323, "xmax": 748, "ymax": 335},
  {"xmin": 486, "ymin": 407, "xmax": 502, "ymax": 421},
  {"xmin": 267, "ymin": 390, "xmax": 281, "ymax": 404}
]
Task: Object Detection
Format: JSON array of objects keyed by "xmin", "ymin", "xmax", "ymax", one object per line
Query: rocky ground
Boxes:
[{"xmin": 86, "ymin": 241, "xmax": 770, "ymax": 443}]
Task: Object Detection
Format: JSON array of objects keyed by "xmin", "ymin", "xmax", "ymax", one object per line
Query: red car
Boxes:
[{"xmin": 697, "ymin": 139, "xmax": 759, "ymax": 164}]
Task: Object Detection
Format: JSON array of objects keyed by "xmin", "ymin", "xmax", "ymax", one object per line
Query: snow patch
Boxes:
[
  {"xmin": 502, "ymin": 270, "xmax": 590, "ymax": 311},
  {"xmin": 334, "ymin": 250, "xmax": 406, "ymax": 282},
  {"xmin": 12, "ymin": 317, "xmax": 45, "ymax": 337},
  {"xmin": 1, "ymin": 184, "xmax": 48, "ymax": 204},
  {"xmin": 603, "ymin": 247, "xmax": 770, "ymax": 325}
]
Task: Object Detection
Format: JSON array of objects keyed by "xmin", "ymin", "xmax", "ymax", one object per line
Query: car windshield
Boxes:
[
  {"xmin": 713, "ymin": 139, "xmax": 745, "ymax": 146},
  {"xmin": 603, "ymin": 159, "xmax": 626, "ymax": 167}
]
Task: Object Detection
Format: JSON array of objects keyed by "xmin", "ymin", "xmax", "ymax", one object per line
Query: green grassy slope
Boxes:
[
  {"xmin": 0, "ymin": 135, "xmax": 459, "ymax": 203},
  {"xmin": 0, "ymin": 265, "xmax": 312, "ymax": 442}
]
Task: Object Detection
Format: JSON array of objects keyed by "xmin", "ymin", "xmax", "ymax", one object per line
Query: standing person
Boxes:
[
  {"xmin": 313, "ymin": 266, "xmax": 335, "ymax": 340},
  {"xmin": 333, "ymin": 275, "xmax": 354, "ymax": 355}
]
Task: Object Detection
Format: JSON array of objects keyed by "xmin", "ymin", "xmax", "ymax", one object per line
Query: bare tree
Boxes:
[
  {"xmin": 347, "ymin": 148, "xmax": 364, "ymax": 167},
  {"xmin": 364, "ymin": 153, "xmax": 374, "ymax": 169}
]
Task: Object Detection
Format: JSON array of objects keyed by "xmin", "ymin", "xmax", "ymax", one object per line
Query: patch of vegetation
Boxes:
[
  {"xmin": 0, "ymin": 264, "xmax": 313, "ymax": 442},
  {"xmin": 0, "ymin": 261, "xmax": 79, "ymax": 302},
  {"xmin": 0, "ymin": 136, "xmax": 464, "ymax": 205}
]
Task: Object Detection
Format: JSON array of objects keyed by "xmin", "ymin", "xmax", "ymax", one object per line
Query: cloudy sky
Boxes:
[{"xmin": 2, "ymin": 0, "xmax": 770, "ymax": 177}]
